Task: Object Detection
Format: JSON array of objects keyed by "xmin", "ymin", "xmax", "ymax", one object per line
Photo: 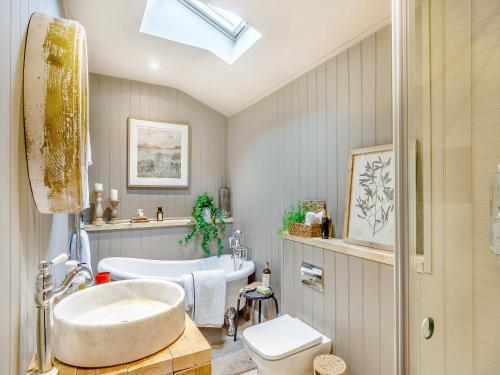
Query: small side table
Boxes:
[
  {"xmin": 314, "ymin": 354, "xmax": 346, "ymax": 375},
  {"xmin": 234, "ymin": 289, "xmax": 279, "ymax": 341}
]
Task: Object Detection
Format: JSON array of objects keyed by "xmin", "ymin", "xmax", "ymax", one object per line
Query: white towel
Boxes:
[
  {"xmin": 305, "ymin": 211, "xmax": 323, "ymax": 225},
  {"xmin": 70, "ymin": 229, "xmax": 92, "ymax": 272},
  {"xmin": 191, "ymin": 270, "xmax": 226, "ymax": 328},
  {"xmin": 182, "ymin": 273, "xmax": 195, "ymax": 311}
]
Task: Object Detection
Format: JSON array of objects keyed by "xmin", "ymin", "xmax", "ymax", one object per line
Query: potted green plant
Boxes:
[
  {"xmin": 277, "ymin": 201, "xmax": 313, "ymax": 236},
  {"xmin": 180, "ymin": 193, "xmax": 226, "ymax": 256}
]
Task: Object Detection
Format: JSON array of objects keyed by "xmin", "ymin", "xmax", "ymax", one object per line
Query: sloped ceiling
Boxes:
[{"xmin": 63, "ymin": 0, "xmax": 391, "ymax": 116}]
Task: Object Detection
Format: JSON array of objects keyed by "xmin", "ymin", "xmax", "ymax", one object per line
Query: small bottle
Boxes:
[
  {"xmin": 262, "ymin": 262, "xmax": 272, "ymax": 288},
  {"xmin": 321, "ymin": 204, "xmax": 330, "ymax": 239},
  {"xmin": 157, "ymin": 207, "xmax": 164, "ymax": 221}
]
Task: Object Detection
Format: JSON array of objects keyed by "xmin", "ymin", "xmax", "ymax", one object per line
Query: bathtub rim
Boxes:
[{"xmin": 97, "ymin": 254, "xmax": 255, "ymax": 284}]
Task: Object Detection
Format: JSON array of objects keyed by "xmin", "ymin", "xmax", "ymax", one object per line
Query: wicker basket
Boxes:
[
  {"xmin": 287, "ymin": 200, "xmax": 326, "ymax": 238},
  {"xmin": 288, "ymin": 222, "xmax": 322, "ymax": 237},
  {"xmin": 304, "ymin": 200, "xmax": 326, "ymax": 213}
]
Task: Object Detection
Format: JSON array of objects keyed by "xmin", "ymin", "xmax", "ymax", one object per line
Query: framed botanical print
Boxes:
[
  {"xmin": 128, "ymin": 118, "xmax": 189, "ymax": 188},
  {"xmin": 343, "ymin": 144, "xmax": 395, "ymax": 251}
]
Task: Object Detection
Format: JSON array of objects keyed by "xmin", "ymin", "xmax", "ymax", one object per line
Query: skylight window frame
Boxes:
[{"xmin": 178, "ymin": 0, "xmax": 248, "ymax": 42}]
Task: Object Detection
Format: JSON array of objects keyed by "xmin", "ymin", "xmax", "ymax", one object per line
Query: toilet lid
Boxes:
[{"xmin": 242, "ymin": 314, "xmax": 323, "ymax": 361}]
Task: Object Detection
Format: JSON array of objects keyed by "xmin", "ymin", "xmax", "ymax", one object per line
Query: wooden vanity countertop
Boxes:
[{"xmin": 27, "ymin": 315, "xmax": 211, "ymax": 375}]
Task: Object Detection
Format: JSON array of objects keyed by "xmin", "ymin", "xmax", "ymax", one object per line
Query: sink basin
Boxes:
[{"xmin": 53, "ymin": 279, "xmax": 185, "ymax": 368}]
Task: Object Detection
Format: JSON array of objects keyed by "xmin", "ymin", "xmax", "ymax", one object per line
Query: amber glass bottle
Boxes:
[{"xmin": 321, "ymin": 204, "xmax": 330, "ymax": 239}]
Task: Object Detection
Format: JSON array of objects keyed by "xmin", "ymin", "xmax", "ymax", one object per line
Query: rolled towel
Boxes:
[{"xmin": 304, "ymin": 211, "xmax": 323, "ymax": 225}]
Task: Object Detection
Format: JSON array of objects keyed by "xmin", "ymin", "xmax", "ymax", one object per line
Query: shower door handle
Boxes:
[{"xmin": 420, "ymin": 316, "xmax": 434, "ymax": 339}]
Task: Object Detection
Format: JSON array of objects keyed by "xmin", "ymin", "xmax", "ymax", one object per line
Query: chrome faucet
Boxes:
[
  {"xmin": 229, "ymin": 230, "xmax": 244, "ymax": 255},
  {"xmin": 232, "ymin": 246, "xmax": 248, "ymax": 261},
  {"xmin": 229, "ymin": 230, "xmax": 248, "ymax": 270},
  {"xmin": 35, "ymin": 253, "xmax": 93, "ymax": 374}
]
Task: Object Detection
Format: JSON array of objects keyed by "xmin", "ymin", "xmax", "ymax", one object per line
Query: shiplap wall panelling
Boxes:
[
  {"xmin": 227, "ymin": 24, "xmax": 393, "ymax": 319},
  {"xmin": 88, "ymin": 74, "xmax": 229, "ymax": 264},
  {"xmin": 1, "ymin": 1, "xmax": 70, "ymax": 374},
  {"xmin": 375, "ymin": 25, "xmax": 393, "ymax": 145},
  {"xmin": 336, "ymin": 50, "xmax": 349, "ymax": 234},
  {"xmin": 282, "ymin": 245, "xmax": 395, "ymax": 375}
]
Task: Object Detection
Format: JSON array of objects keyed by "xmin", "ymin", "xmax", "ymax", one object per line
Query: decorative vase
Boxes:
[{"xmin": 218, "ymin": 182, "xmax": 231, "ymax": 218}]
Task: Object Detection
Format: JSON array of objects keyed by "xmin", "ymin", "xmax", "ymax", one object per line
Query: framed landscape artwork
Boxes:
[
  {"xmin": 128, "ymin": 119, "xmax": 189, "ymax": 188},
  {"xmin": 343, "ymin": 144, "xmax": 395, "ymax": 251}
]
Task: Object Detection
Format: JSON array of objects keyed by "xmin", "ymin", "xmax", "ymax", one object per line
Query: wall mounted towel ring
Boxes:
[{"xmin": 23, "ymin": 12, "xmax": 91, "ymax": 213}]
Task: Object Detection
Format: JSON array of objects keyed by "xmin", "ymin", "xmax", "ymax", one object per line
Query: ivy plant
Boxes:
[
  {"xmin": 180, "ymin": 193, "xmax": 226, "ymax": 256},
  {"xmin": 277, "ymin": 201, "xmax": 313, "ymax": 236}
]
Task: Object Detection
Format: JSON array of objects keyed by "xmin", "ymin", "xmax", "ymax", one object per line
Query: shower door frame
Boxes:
[{"xmin": 393, "ymin": 0, "xmax": 410, "ymax": 374}]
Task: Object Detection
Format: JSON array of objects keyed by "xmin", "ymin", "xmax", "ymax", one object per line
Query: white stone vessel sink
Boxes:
[{"xmin": 53, "ymin": 279, "xmax": 185, "ymax": 368}]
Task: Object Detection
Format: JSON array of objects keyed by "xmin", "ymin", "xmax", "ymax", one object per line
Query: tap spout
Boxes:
[{"xmin": 52, "ymin": 266, "xmax": 93, "ymax": 301}]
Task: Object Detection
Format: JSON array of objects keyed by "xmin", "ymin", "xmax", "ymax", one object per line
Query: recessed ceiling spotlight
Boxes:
[{"xmin": 150, "ymin": 62, "xmax": 160, "ymax": 69}]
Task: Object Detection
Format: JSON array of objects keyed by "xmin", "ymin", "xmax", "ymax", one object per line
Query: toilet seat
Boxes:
[
  {"xmin": 242, "ymin": 315, "xmax": 332, "ymax": 375},
  {"xmin": 243, "ymin": 314, "xmax": 322, "ymax": 360}
]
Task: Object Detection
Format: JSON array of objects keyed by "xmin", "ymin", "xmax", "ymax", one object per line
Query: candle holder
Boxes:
[
  {"xmin": 109, "ymin": 200, "xmax": 120, "ymax": 223},
  {"xmin": 92, "ymin": 190, "xmax": 104, "ymax": 225}
]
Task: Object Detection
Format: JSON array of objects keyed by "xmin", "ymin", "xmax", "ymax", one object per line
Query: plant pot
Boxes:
[{"xmin": 203, "ymin": 207, "xmax": 212, "ymax": 221}]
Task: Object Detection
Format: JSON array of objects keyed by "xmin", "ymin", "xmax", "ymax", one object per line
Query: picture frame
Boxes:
[
  {"xmin": 343, "ymin": 144, "xmax": 395, "ymax": 251},
  {"xmin": 128, "ymin": 118, "xmax": 189, "ymax": 188}
]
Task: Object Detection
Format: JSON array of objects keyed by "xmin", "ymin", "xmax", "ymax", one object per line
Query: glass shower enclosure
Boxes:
[{"xmin": 395, "ymin": 0, "xmax": 500, "ymax": 373}]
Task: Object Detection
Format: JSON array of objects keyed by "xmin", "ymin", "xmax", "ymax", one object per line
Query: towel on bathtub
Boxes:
[
  {"xmin": 189, "ymin": 269, "xmax": 226, "ymax": 328},
  {"xmin": 182, "ymin": 273, "xmax": 195, "ymax": 311}
]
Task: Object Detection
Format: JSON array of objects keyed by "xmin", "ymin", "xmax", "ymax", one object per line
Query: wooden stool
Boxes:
[{"xmin": 314, "ymin": 354, "xmax": 346, "ymax": 375}]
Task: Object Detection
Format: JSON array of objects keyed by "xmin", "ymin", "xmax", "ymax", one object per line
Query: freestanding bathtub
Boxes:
[{"xmin": 97, "ymin": 254, "xmax": 255, "ymax": 311}]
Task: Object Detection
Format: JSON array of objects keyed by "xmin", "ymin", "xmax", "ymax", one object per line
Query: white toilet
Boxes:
[{"xmin": 242, "ymin": 314, "xmax": 332, "ymax": 375}]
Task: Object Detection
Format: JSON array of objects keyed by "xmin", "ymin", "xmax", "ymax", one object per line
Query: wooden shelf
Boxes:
[
  {"xmin": 282, "ymin": 233, "xmax": 395, "ymax": 266},
  {"xmin": 28, "ymin": 315, "xmax": 211, "ymax": 375},
  {"xmin": 84, "ymin": 217, "xmax": 233, "ymax": 233}
]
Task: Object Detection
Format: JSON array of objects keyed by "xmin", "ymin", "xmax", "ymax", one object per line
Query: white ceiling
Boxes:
[{"xmin": 63, "ymin": 0, "xmax": 391, "ymax": 117}]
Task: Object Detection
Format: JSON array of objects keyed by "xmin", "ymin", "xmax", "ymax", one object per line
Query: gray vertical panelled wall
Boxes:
[
  {"xmin": 0, "ymin": 1, "xmax": 70, "ymax": 375},
  {"xmin": 227, "ymin": 25, "xmax": 394, "ymax": 375},
  {"xmin": 87, "ymin": 74, "xmax": 229, "ymax": 272}
]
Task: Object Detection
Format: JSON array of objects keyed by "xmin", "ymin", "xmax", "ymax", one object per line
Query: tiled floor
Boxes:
[{"xmin": 211, "ymin": 318, "xmax": 257, "ymax": 375}]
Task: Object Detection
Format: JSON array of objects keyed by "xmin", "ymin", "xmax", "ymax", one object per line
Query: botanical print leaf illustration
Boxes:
[{"xmin": 354, "ymin": 156, "xmax": 395, "ymax": 236}]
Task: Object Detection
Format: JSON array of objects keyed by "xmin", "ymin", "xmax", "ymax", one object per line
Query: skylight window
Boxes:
[
  {"xmin": 140, "ymin": 0, "xmax": 262, "ymax": 64},
  {"xmin": 178, "ymin": 0, "xmax": 248, "ymax": 41}
]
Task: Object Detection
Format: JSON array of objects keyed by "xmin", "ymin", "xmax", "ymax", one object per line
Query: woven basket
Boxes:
[
  {"xmin": 304, "ymin": 200, "xmax": 325, "ymax": 213},
  {"xmin": 286, "ymin": 200, "xmax": 326, "ymax": 238},
  {"xmin": 288, "ymin": 222, "xmax": 322, "ymax": 237}
]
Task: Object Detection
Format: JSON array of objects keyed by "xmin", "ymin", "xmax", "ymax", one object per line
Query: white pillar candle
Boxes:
[
  {"xmin": 94, "ymin": 182, "xmax": 103, "ymax": 192},
  {"xmin": 110, "ymin": 189, "xmax": 118, "ymax": 201}
]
